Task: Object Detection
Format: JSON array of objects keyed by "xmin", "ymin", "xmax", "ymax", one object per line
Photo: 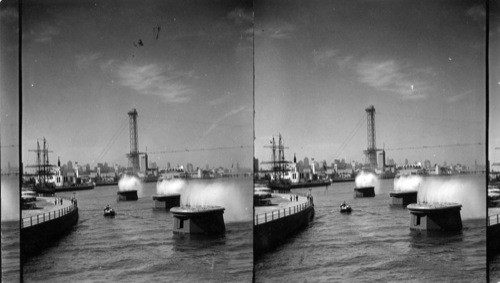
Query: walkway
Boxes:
[
  {"xmin": 254, "ymin": 193, "xmax": 313, "ymax": 225},
  {"xmin": 21, "ymin": 196, "xmax": 77, "ymax": 228}
]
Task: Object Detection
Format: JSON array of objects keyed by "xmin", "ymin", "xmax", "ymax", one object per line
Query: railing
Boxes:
[
  {"xmin": 254, "ymin": 197, "xmax": 313, "ymax": 225},
  {"xmin": 21, "ymin": 197, "xmax": 77, "ymax": 228},
  {"xmin": 489, "ymin": 214, "xmax": 500, "ymax": 226}
]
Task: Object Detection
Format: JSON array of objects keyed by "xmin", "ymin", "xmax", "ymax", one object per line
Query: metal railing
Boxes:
[
  {"xmin": 21, "ymin": 197, "xmax": 77, "ymax": 228},
  {"xmin": 489, "ymin": 214, "xmax": 500, "ymax": 226},
  {"xmin": 254, "ymin": 198, "xmax": 313, "ymax": 225}
]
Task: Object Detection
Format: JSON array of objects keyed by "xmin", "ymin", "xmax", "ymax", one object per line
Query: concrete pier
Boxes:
[
  {"xmin": 152, "ymin": 194, "xmax": 181, "ymax": 211},
  {"xmin": 117, "ymin": 190, "xmax": 138, "ymax": 201},
  {"xmin": 488, "ymin": 208, "xmax": 500, "ymax": 255},
  {"xmin": 254, "ymin": 194, "xmax": 314, "ymax": 254},
  {"xmin": 407, "ymin": 203, "xmax": 462, "ymax": 231},
  {"xmin": 21, "ymin": 197, "xmax": 78, "ymax": 256},
  {"xmin": 170, "ymin": 206, "xmax": 225, "ymax": 235},
  {"xmin": 354, "ymin": 186, "xmax": 375, "ymax": 198},
  {"xmin": 389, "ymin": 190, "xmax": 417, "ymax": 207}
]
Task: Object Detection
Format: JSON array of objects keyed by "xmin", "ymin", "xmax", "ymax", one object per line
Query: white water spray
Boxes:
[
  {"xmin": 417, "ymin": 176, "xmax": 485, "ymax": 220},
  {"xmin": 118, "ymin": 175, "xmax": 143, "ymax": 195},
  {"xmin": 156, "ymin": 179, "xmax": 252, "ymax": 223},
  {"xmin": 156, "ymin": 179, "xmax": 186, "ymax": 195},
  {"xmin": 394, "ymin": 175, "xmax": 423, "ymax": 192},
  {"xmin": 355, "ymin": 171, "xmax": 380, "ymax": 194}
]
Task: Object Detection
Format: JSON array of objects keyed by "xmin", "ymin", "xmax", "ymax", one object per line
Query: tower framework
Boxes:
[
  {"xmin": 364, "ymin": 105, "xmax": 378, "ymax": 168},
  {"xmin": 127, "ymin": 108, "xmax": 140, "ymax": 172}
]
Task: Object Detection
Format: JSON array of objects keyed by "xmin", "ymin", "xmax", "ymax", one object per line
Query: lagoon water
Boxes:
[
  {"xmin": 255, "ymin": 175, "xmax": 486, "ymax": 282},
  {"xmin": 1, "ymin": 220, "xmax": 20, "ymax": 282},
  {"xmin": 22, "ymin": 178, "xmax": 253, "ymax": 282}
]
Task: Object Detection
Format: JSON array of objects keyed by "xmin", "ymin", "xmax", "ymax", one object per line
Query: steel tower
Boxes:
[
  {"xmin": 127, "ymin": 108, "xmax": 140, "ymax": 172},
  {"xmin": 364, "ymin": 105, "xmax": 378, "ymax": 168}
]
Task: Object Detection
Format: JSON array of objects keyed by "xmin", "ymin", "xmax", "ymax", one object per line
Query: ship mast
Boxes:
[
  {"xmin": 263, "ymin": 133, "xmax": 289, "ymax": 181},
  {"xmin": 27, "ymin": 137, "xmax": 54, "ymax": 185}
]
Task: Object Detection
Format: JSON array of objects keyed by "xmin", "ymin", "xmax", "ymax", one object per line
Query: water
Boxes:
[
  {"xmin": 490, "ymin": 249, "xmax": 500, "ymax": 282},
  {"xmin": 22, "ymin": 178, "xmax": 253, "ymax": 282},
  {"xmin": 1, "ymin": 220, "xmax": 20, "ymax": 282},
  {"xmin": 255, "ymin": 175, "xmax": 486, "ymax": 282},
  {"xmin": 488, "ymin": 207, "xmax": 500, "ymax": 282}
]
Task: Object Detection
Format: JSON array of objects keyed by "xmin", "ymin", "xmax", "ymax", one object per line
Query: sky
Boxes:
[
  {"xmin": 1, "ymin": 0, "xmax": 19, "ymax": 171},
  {"xmin": 1, "ymin": 0, "xmax": 20, "ymax": 221},
  {"xmin": 490, "ymin": 0, "xmax": 500, "ymax": 165},
  {"xmin": 21, "ymin": 0, "xmax": 253, "ymax": 171},
  {"xmin": 254, "ymin": 0, "xmax": 486, "ymax": 169}
]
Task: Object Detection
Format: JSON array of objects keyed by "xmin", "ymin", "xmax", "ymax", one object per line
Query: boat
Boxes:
[
  {"xmin": 268, "ymin": 179, "xmax": 292, "ymax": 191},
  {"xmin": 260, "ymin": 134, "xmax": 293, "ymax": 192},
  {"xmin": 25, "ymin": 138, "xmax": 96, "ymax": 193},
  {"xmin": 254, "ymin": 184, "xmax": 272, "ymax": 206},
  {"xmin": 54, "ymin": 182, "xmax": 95, "ymax": 192},
  {"xmin": 488, "ymin": 185, "xmax": 500, "ymax": 207},
  {"xmin": 340, "ymin": 202, "xmax": 352, "ymax": 213},
  {"xmin": 24, "ymin": 138, "xmax": 57, "ymax": 195},
  {"xmin": 104, "ymin": 206, "xmax": 116, "ymax": 217},
  {"xmin": 290, "ymin": 179, "xmax": 332, "ymax": 189},
  {"xmin": 21, "ymin": 190, "xmax": 37, "ymax": 209}
]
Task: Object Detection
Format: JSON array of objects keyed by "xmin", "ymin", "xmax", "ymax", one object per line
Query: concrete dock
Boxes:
[
  {"xmin": 254, "ymin": 193, "xmax": 314, "ymax": 253},
  {"xmin": 254, "ymin": 194, "xmax": 312, "ymax": 224},
  {"xmin": 22, "ymin": 197, "xmax": 76, "ymax": 227},
  {"xmin": 488, "ymin": 208, "xmax": 500, "ymax": 255},
  {"xmin": 21, "ymin": 196, "xmax": 78, "ymax": 257}
]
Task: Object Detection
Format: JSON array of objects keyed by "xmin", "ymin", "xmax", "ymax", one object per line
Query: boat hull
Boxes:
[{"xmin": 55, "ymin": 183, "xmax": 95, "ymax": 192}]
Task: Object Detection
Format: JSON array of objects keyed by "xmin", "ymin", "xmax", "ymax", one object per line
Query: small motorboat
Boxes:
[
  {"xmin": 340, "ymin": 202, "xmax": 352, "ymax": 213},
  {"xmin": 104, "ymin": 206, "xmax": 116, "ymax": 217}
]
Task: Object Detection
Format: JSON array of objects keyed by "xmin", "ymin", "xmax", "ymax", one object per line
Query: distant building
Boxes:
[
  {"xmin": 377, "ymin": 151, "xmax": 385, "ymax": 169},
  {"xmin": 186, "ymin": 163, "xmax": 194, "ymax": 173},
  {"xmin": 253, "ymin": 158, "xmax": 259, "ymax": 173},
  {"xmin": 491, "ymin": 163, "xmax": 500, "ymax": 173},
  {"xmin": 303, "ymin": 157, "xmax": 309, "ymax": 168},
  {"xmin": 140, "ymin": 155, "xmax": 148, "ymax": 172},
  {"xmin": 424, "ymin": 160, "xmax": 432, "ymax": 169}
]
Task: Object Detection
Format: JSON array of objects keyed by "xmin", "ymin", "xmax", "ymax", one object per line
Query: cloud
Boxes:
[
  {"xmin": 257, "ymin": 20, "xmax": 295, "ymax": 40},
  {"xmin": 227, "ymin": 8, "xmax": 253, "ymax": 25},
  {"xmin": 311, "ymin": 49, "xmax": 354, "ymax": 71},
  {"xmin": 29, "ymin": 23, "xmax": 60, "ymax": 43},
  {"xmin": 446, "ymin": 90, "xmax": 474, "ymax": 103},
  {"xmin": 204, "ymin": 105, "xmax": 249, "ymax": 136},
  {"xmin": 75, "ymin": 53, "xmax": 102, "ymax": 68},
  {"xmin": 312, "ymin": 49, "xmax": 339, "ymax": 66},
  {"xmin": 116, "ymin": 63, "xmax": 194, "ymax": 103},
  {"xmin": 100, "ymin": 59, "xmax": 115, "ymax": 71},
  {"xmin": 356, "ymin": 59, "xmax": 433, "ymax": 100},
  {"xmin": 0, "ymin": 6, "xmax": 18, "ymax": 23},
  {"xmin": 466, "ymin": 4, "xmax": 486, "ymax": 21},
  {"xmin": 209, "ymin": 91, "xmax": 235, "ymax": 106}
]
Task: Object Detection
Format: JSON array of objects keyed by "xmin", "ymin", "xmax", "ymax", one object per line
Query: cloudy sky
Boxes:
[
  {"xmin": 1, "ymin": 0, "xmax": 19, "ymax": 172},
  {"xmin": 1, "ymin": 0, "xmax": 20, "ymax": 220},
  {"xmin": 490, "ymin": 0, "xmax": 500, "ymax": 165},
  {"xmin": 254, "ymin": 0, "xmax": 486, "ymax": 168},
  {"xmin": 21, "ymin": 0, "xmax": 253, "ymax": 170}
]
